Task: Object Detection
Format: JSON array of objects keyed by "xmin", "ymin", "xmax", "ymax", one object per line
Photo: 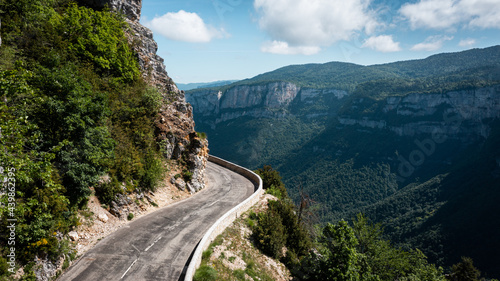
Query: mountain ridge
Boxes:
[{"xmin": 196, "ymin": 45, "xmax": 500, "ymax": 91}]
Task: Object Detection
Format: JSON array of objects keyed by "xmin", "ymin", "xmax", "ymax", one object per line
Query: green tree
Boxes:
[
  {"xmin": 253, "ymin": 208, "xmax": 287, "ymax": 259},
  {"xmin": 58, "ymin": 4, "xmax": 140, "ymax": 82},
  {"xmin": 321, "ymin": 221, "xmax": 360, "ymax": 281},
  {"xmin": 448, "ymin": 257, "xmax": 481, "ymax": 281},
  {"xmin": 267, "ymin": 199, "xmax": 311, "ymax": 258},
  {"xmin": 352, "ymin": 214, "xmax": 445, "ymax": 281},
  {"xmin": 0, "ymin": 67, "xmax": 76, "ymax": 264},
  {"xmin": 255, "ymin": 165, "xmax": 288, "ymax": 199},
  {"xmin": 299, "ymin": 215, "xmax": 445, "ymax": 281},
  {"xmin": 300, "ymin": 221, "xmax": 361, "ymax": 281}
]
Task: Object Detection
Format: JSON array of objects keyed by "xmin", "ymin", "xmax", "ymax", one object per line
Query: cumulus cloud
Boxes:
[
  {"xmin": 400, "ymin": 0, "xmax": 500, "ymax": 30},
  {"xmin": 411, "ymin": 35, "xmax": 454, "ymax": 51},
  {"xmin": 146, "ymin": 10, "xmax": 227, "ymax": 43},
  {"xmin": 459, "ymin": 38, "xmax": 476, "ymax": 47},
  {"xmin": 362, "ymin": 35, "xmax": 401, "ymax": 52},
  {"xmin": 254, "ymin": 0, "xmax": 378, "ymax": 54},
  {"xmin": 261, "ymin": 41, "xmax": 321, "ymax": 55}
]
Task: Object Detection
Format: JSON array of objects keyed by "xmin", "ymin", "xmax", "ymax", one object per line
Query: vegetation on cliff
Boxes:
[{"xmin": 0, "ymin": 0, "xmax": 173, "ymax": 278}]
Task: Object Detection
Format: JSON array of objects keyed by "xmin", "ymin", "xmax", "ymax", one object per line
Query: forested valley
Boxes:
[{"xmin": 188, "ymin": 46, "xmax": 500, "ymax": 278}]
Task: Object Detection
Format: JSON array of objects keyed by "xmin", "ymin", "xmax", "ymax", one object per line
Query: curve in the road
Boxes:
[
  {"xmin": 183, "ymin": 155, "xmax": 263, "ymax": 280},
  {"xmin": 58, "ymin": 158, "xmax": 257, "ymax": 281}
]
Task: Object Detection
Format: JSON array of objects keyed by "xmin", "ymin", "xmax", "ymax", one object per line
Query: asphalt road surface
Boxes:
[{"xmin": 58, "ymin": 161, "xmax": 255, "ymax": 281}]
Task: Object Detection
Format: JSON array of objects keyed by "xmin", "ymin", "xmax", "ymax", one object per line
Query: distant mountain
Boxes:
[
  {"xmin": 177, "ymin": 80, "xmax": 238, "ymax": 91},
  {"xmin": 186, "ymin": 45, "xmax": 500, "ymax": 277}
]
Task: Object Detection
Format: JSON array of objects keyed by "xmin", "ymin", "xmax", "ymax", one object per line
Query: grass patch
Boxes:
[
  {"xmin": 233, "ymin": 269, "xmax": 246, "ymax": 280},
  {"xmin": 208, "ymin": 234, "xmax": 224, "ymax": 251},
  {"xmin": 202, "ymin": 249, "xmax": 212, "ymax": 261},
  {"xmin": 193, "ymin": 265, "xmax": 217, "ymax": 281}
]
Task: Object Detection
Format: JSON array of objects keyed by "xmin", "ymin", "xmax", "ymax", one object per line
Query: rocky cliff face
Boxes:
[
  {"xmin": 187, "ymin": 82, "xmax": 348, "ymax": 128},
  {"xmin": 188, "ymin": 82, "xmax": 299, "ymax": 115},
  {"xmin": 83, "ymin": 0, "xmax": 208, "ymax": 193},
  {"xmin": 189, "ymin": 80, "xmax": 499, "ymax": 143},
  {"xmin": 340, "ymin": 85, "xmax": 500, "ymax": 142}
]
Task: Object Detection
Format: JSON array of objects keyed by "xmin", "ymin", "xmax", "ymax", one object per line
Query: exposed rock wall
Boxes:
[
  {"xmin": 188, "ymin": 80, "xmax": 500, "ymax": 143},
  {"xmin": 342, "ymin": 85, "xmax": 500, "ymax": 141},
  {"xmin": 188, "ymin": 82, "xmax": 300, "ymax": 116},
  {"xmin": 187, "ymin": 82, "xmax": 347, "ymax": 128},
  {"xmin": 82, "ymin": 0, "xmax": 208, "ymax": 192}
]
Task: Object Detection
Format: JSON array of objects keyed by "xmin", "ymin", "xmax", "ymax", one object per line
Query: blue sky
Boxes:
[{"xmin": 140, "ymin": 0, "xmax": 500, "ymax": 84}]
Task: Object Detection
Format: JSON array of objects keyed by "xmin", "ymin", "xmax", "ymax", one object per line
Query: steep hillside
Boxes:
[
  {"xmin": 187, "ymin": 46, "xmax": 500, "ymax": 277},
  {"xmin": 0, "ymin": 0, "xmax": 207, "ymax": 279}
]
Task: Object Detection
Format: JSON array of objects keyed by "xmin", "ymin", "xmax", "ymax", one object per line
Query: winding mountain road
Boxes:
[{"xmin": 58, "ymin": 161, "xmax": 255, "ymax": 281}]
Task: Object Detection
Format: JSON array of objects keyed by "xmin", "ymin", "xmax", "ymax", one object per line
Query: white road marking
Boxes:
[
  {"xmin": 208, "ymin": 199, "xmax": 220, "ymax": 207},
  {"xmin": 120, "ymin": 258, "xmax": 138, "ymax": 279},
  {"xmin": 144, "ymin": 236, "xmax": 162, "ymax": 252},
  {"xmin": 131, "ymin": 244, "xmax": 140, "ymax": 253}
]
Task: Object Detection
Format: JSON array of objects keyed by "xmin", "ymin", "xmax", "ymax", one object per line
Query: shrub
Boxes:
[
  {"xmin": 252, "ymin": 208, "xmax": 287, "ymax": 259},
  {"xmin": 59, "ymin": 4, "xmax": 140, "ymax": 82},
  {"xmin": 0, "ymin": 256, "xmax": 8, "ymax": 276},
  {"xmin": 268, "ymin": 200, "xmax": 312, "ymax": 258},
  {"xmin": 127, "ymin": 213, "xmax": 134, "ymax": 221},
  {"xmin": 182, "ymin": 170, "xmax": 193, "ymax": 182},
  {"xmin": 255, "ymin": 165, "xmax": 288, "ymax": 198},
  {"xmin": 140, "ymin": 86, "xmax": 163, "ymax": 115},
  {"xmin": 265, "ymin": 184, "xmax": 283, "ymax": 199},
  {"xmin": 140, "ymin": 151, "xmax": 164, "ymax": 191},
  {"xmin": 95, "ymin": 180, "xmax": 122, "ymax": 205},
  {"xmin": 202, "ymin": 249, "xmax": 212, "ymax": 261},
  {"xmin": 193, "ymin": 265, "xmax": 217, "ymax": 281}
]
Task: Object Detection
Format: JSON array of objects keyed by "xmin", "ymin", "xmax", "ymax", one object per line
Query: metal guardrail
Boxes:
[{"xmin": 183, "ymin": 155, "xmax": 264, "ymax": 281}]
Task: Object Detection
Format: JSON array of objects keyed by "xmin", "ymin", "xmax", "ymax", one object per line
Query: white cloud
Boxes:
[
  {"xmin": 400, "ymin": 0, "xmax": 500, "ymax": 30},
  {"xmin": 459, "ymin": 38, "xmax": 476, "ymax": 47},
  {"xmin": 261, "ymin": 41, "xmax": 321, "ymax": 55},
  {"xmin": 254, "ymin": 0, "xmax": 378, "ymax": 54},
  {"xmin": 146, "ymin": 10, "xmax": 226, "ymax": 43},
  {"xmin": 462, "ymin": 0, "xmax": 500, "ymax": 28},
  {"xmin": 362, "ymin": 35, "xmax": 401, "ymax": 52},
  {"xmin": 411, "ymin": 35, "xmax": 454, "ymax": 51}
]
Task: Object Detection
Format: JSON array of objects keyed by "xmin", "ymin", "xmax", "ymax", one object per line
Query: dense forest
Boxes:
[
  {"xmin": 0, "ymin": 0, "xmax": 178, "ymax": 278},
  {"xmin": 247, "ymin": 167, "xmax": 493, "ymax": 281},
  {"xmin": 188, "ymin": 46, "xmax": 500, "ymax": 278}
]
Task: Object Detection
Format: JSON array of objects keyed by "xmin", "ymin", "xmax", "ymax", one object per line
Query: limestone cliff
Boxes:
[
  {"xmin": 339, "ymin": 85, "xmax": 500, "ymax": 142},
  {"xmin": 187, "ymin": 82, "xmax": 347, "ymax": 128},
  {"xmin": 82, "ymin": 0, "xmax": 208, "ymax": 193},
  {"xmin": 188, "ymin": 80, "xmax": 499, "ymax": 142}
]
